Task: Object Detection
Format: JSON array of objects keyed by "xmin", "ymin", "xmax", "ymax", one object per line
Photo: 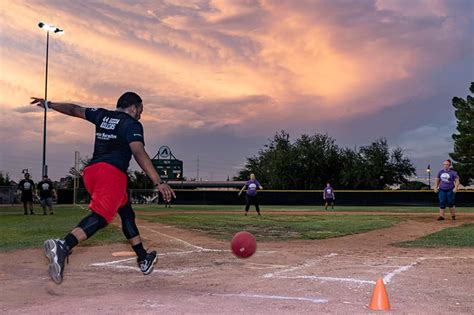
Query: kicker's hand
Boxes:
[
  {"xmin": 30, "ymin": 97, "xmax": 47, "ymax": 108},
  {"xmin": 156, "ymin": 183, "xmax": 176, "ymax": 203}
]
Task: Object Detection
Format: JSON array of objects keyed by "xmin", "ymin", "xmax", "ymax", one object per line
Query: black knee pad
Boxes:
[
  {"xmin": 118, "ymin": 203, "xmax": 139, "ymax": 240},
  {"xmin": 77, "ymin": 212, "xmax": 107, "ymax": 238}
]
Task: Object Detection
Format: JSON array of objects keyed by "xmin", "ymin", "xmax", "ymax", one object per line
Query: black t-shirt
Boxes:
[
  {"xmin": 38, "ymin": 180, "xmax": 54, "ymax": 199},
  {"xmin": 18, "ymin": 179, "xmax": 35, "ymax": 196},
  {"xmin": 85, "ymin": 108, "xmax": 145, "ymax": 173}
]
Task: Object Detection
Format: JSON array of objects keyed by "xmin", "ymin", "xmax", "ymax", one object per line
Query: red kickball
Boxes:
[{"xmin": 231, "ymin": 231, "xmax": 257, "ymax": 258}]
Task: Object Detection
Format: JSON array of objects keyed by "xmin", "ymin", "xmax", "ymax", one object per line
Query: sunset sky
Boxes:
[{"xmin": 1, "ymin": 0, "xmax": 473, "ymax": 182}]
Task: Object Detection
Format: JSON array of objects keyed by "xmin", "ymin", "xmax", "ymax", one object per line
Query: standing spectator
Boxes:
[
  {"xmin": 38, "ymin": 175, "xmax": 56, "ymax": 215},
  {"xmin": 434, "ymin": 159, "xmax": 460, "ymax": 221},
  {"xmin": 323, "ymin": 183, "xmax": 335, "ymax": 211},
  {"xmin": 239, "ymin": 173, "xmax": 263, "ymax": 216},
  {"xmin": 18, "ymin": 173, "xmax": 35, "ymax": 215}
]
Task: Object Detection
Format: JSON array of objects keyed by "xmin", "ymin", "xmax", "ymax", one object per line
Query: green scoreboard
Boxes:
[
  {"xmin": 152, "ymin": 159, "xmax": 183, "ymax": 180},
  {"xmin": 151, "ymin": 146, "xmax": 183, "ymax": 180}
]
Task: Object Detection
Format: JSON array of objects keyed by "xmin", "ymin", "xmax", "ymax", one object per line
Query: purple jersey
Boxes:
[
  {"xmin": 437, "ymin": 169, "xmax": 458, "ymax": 190},
  {"xmin": 324, "ymin": 187, "xmax": 334, "ymax": 198},
  {"xmin": 246, "ymin": 179, "xmax": 261, "ymax": 196}
]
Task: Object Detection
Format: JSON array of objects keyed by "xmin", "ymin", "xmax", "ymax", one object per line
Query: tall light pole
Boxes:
[
  {"xmin": 426, "ymin": 164, "xmax": 431, "ymax": 188},
  {"xmin": 38, "ymin": 22, "xmax": 64, "ymax": 177}
]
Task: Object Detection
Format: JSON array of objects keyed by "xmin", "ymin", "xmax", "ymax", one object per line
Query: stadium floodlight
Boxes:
[
  {"xmin": 38, "ymin": 22, "xmax": 64, "ymax": 34},
  {"xmin": 426, "ymin": 164, "xmax": 431, "ymax": 188},
  {"xmin": 38, "ymin": 21, "xmax": 64, "ymax": 177}
]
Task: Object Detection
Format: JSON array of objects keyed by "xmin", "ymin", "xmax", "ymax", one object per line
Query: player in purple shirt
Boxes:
[
  {"xmin": 323, "ymin": 183, "xmax": 335, "ymax": 210},
  {"xmin": 238, "ymin": 173, "xmax": 263, "ymax": 216},
  {"xmin": 434, "ymin": 159, "xmax": 460, "ymax": 221}
]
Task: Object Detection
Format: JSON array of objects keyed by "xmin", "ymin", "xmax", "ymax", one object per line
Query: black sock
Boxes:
[
  {"xmin": 132, "ymin": 243, "xmax": 147, "ymax": 261},
  {"xmin": 64, "ymin": 233, "xmax": 79, "ymax": 251}
]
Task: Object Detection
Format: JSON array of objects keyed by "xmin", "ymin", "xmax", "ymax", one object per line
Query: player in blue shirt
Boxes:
[{"xmin": 31, "ymin": 92, "xmax": 175, "ymax": 284}]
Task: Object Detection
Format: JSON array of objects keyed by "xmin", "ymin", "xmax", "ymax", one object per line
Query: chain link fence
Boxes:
[
  {"xmin": 0, "ymin": 186, "xmax": 17, "ymax": 204},
  {"xmin": 73, "ymin": 188, "xmax": 162, "ymax": 205}
]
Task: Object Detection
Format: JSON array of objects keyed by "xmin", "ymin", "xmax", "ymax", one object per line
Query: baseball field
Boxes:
[{"xmin": 1, "ymin": 204, "xmax": 473, "ymax": 314}]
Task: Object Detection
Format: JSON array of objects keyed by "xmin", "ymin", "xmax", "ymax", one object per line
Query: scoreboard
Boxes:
[
  {"xmin": 152, "ymin": 159, "xmax": 183, "ymax": 180},
  {"xmin": 151, "ymin": 145, "xmax": 183, "ymax": 180}
]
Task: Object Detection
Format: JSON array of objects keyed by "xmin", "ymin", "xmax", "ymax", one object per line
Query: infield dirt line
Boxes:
[
  {"xmin": 272, "ymin": 275, "xmax": 376, "ymax": 285},
  {"xmin": 264, "ymin": 255, "xmax": 420, "ymax": 286},
  {"xmin": 141, "ymin": 225, "xmax": 213, "ymax": 251},
  {"xmin": 263, "ymin": 253, "xmax": 338, "ymax": 278},
  {"xmin": 213, "ymin": 293, "xmax": 328, "ymax": 304},
  {"xmin": 383, "ymin": 261, "xmax": 419, "ymax": 284}
]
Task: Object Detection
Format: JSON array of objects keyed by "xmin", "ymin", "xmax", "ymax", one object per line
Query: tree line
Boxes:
[
  {"xmin": 235, "ymin": 131, "xmax": 416, "ymax": 190},
  {"xmin": 235, "ymin": 82, "xmax": 474, "ymax": 190},
  {"xmin": 450, "ymin": 82, "xmax": 473, "ymax": 186}
]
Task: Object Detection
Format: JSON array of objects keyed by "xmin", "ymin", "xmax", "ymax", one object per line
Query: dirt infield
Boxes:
[{"xmin": 1, "ymin": 213, "xmax": 473, "ymax": 314}]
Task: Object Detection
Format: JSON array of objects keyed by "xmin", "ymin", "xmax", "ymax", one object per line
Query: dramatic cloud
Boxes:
[{"xmin": 0, "ymin": 0, "xmax": 472, "ymax": 181}]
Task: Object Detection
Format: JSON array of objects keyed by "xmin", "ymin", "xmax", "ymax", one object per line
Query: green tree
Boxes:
[
  {"xmin": 236, "ymin": 131, "xmax": 297, "ymax": 189},
  {"xmin": 236, "ymin": 133, "xmax": 415, "ymax": 189},
  {"xmin": 293, "ymin": 134, "xmax": 342, "ymax": 189},
  {"xmin": 355, "ymin": 139, "xmax": 415, "ymax": 189},
  {"xmin": 450, "ymin": 82, "xmax": 474, "ymax": 186},
  {"xmin": 0, "ymin": 171, "xmax": 11, "ymax": 186},
  {"xmin": 339, "ymin": 148, "xmax": 365, "ymax": 189},
  {"xmin": 128, "ymin": 170, "xmax": 152, "ymax": 189}
]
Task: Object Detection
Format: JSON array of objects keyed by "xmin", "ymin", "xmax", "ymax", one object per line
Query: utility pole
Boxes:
[
  {"xmin": 73, "ymin": 151, "xmax": 80, "ymax": 204},
  {"xmin": 197, "ymin": 157, "xmax": 200, "ymax": 181}
]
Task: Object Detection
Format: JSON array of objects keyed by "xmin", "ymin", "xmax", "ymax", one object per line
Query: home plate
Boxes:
[{"xmin": 111, "ymin": 251, "xmax": 136, "ymax": 257}]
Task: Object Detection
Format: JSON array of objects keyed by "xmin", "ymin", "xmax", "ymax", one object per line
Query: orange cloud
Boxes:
[{"xmin": 0, "ymin": 0, "xmax": 472, "ymax": 180}]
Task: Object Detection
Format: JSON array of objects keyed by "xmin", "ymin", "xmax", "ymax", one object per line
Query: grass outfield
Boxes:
[
  {"xmin": 132, "ymin": 204, "xmax": 474, "ymax": 213},
  {"xmin": 137, "ymin": 213, "xmax": 400, "ymax": 241},
  {"xmin": 0, "ymin": 205, "xmax": 125, "ymax": 252},
  {"xmin": 2, "ymin": 204, "xmax": 473, "ymax": 251},
  {"xmin": 397, "ymin": 223, "xmax": 474, "ymax": 248}
]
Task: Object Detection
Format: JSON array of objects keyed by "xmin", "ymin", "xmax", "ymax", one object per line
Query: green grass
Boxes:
[
  {"xmin": 132, "ymin": 204, "xmax": 474, "ymax": 213},
  {"xmin": 0, "ymin": 206, "xmax": 125, "ymax": 252},
  {"xmin": 138, "ymin": 213, "xmax": 400, "ymax": 241},
  {"xmin": 397, "ymin": 223, "xmax": 474, "ymax": 248},
  {"xmin": 2, "ymin": 204, "xmax": 473, "ymax": 251}
]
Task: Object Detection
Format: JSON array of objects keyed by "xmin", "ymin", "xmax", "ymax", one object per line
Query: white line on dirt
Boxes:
[
  {"xmin": 263, "ymin": 253, "xmax": 338, "ymax": 278},
  {"xmin": 275, "ymin": 275, "xmax": 375, "ymax": 285},
  {"xmin": 420, "ymin": 256, "xmax": 474, "ymax": 260},
  {"xmin": 247, "ymin": 263, "xmax": 289, "ymax": 268},
  {"xmin": 214, "ymin": 293, "xmax": 328, "ymax": 304},
  {"xmin": 90, "ymin": 249, "xmax": 210, "ymax": 267},
  {"xmin": 91, "ymin": 257, "xmax": 136, "ymax": 266},
  {"xmin": 142, "ymin": 226, "xmax": 215, "ymax": 251},
  {"xmin": 92, "ymin": 264, "xmax": 199, "ymax": 275},
  {"xmin": 383, "ymin": 261, "xmax": 418, "ymax": 284}
]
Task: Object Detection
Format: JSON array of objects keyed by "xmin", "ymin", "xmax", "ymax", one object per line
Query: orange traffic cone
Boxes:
[{"xmin": 368, "ymin": 278, "xmax": 391, "ymax": 311}]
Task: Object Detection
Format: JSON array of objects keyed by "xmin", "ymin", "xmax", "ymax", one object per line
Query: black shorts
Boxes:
[
  {"xmin": 21, "ymin": 193, "xmax": 33, "ymax": 202},
  {"xmin": 325, "ymin": 198, "xmax": 334, "ymax": 203}
]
